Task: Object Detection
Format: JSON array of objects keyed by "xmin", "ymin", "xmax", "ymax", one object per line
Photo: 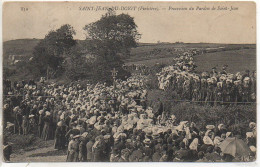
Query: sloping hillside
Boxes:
[{"xmin": 3, "ymin": 39, "xmax": 40, "ymax": 56}]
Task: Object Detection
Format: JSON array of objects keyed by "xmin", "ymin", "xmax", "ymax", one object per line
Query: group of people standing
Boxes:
[
  {"xmin": 3, "ymin": 71, "xmax": 256, "ymax": 162},
  {"xmin": 157, "ymin": 52, "xmax": 256, "ymax": 105}
]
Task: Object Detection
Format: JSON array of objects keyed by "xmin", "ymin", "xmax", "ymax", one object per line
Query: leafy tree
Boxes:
[
  {"xmin": 83, "ymin": 10, "xmax": 141, "ymax": 83},
  {"xmin": 64, "ymin": 44, "xmax": 95, "ymax": 81},
  {"xmin": 31, "ymin": 24, "xmax": 76, "ymax": 79}
]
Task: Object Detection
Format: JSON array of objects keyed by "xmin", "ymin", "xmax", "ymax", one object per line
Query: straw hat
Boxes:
[
  {"xmin": 206, "ymin": 125, "xmax": 215, "ymax": 130},
  {"xmin": 244, "ymin": 77, "xmax": 250, "ymax": 81},
  {"xmin": 152, "ymin": 133, "xmax": 160, "ymax": 139},
  {"xmin": 73, "ymin": 135, "xmax": 80, "ymax": 139},
  {"xmin": 143, "ymin": 138, "xmax": 151, "ymax": 145}
]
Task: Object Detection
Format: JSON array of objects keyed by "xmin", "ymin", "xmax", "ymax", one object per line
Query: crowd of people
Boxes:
[
  {"xmin": 3, "ymin": 71, "xmax": 256, "ymax": 162},
  {"xmin": 157, "ymin": 52, "xmax": 256, "ymax": 105}
]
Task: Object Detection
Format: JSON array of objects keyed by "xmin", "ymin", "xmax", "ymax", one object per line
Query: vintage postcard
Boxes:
[{"xmin": 2, "ymin": 1, "xmax": 256, "ymax": 163}]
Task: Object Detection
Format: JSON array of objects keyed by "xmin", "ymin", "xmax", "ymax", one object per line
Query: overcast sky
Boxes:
[{"xmin": 3, "ymin": 1, "xmax": 256, "ymax": 44}]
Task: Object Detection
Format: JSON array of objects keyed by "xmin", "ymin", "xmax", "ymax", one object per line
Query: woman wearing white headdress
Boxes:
[
  {"xmin": 249, "ymin": 122, "xmax": 257, "ymax": 138},
  {"xmin": 41, "ymin": 111, "xmax": 52, "ymax": 141},
  {"xmin": 200, "ymin": 135, "xmax": 214, "ymax": 153},
  {"xmin": 203, "ymin": 136, "xmax": 214, "ymax": 146},
  {"xmin": 38, "ymin": 110, "xmax": 44, "ymax": 137},
  {"xmin": 189, "ymin": 138, "xmax": 199, "ymax": 151}
]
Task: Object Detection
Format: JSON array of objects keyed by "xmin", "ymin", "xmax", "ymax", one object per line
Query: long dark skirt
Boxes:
[
  {"xmin": 54, "ymin": 136, "xmax": 66, "ymax": 150},
  {"xmin": 41, "ymin": 123, "xmax": 50, "ymax": 141},
  {"xmin": 67, "ymin": 151, "xmax": 79, "ymax": 162}
]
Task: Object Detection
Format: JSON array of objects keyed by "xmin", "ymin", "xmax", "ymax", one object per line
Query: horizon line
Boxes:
[{"xmin": 3, "ymin": 38, "xmax": 257, "ymax": 45}]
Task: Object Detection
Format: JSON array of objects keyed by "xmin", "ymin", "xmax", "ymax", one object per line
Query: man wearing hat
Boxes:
[
  {"xmin": 210, "ymin": 67, "xmax": 218, "ymax": 77},
  {"xmin": 200, "ymin": 78, "xmax": 207, "ymax": 102},
  {"xmin": 153, "ymin": 98, "xmax": 164, "ymax": 122},
  {"xmin": 28, "ymin": 114, "xmax": 37, "ymax": 134},
  {"xmin": 86, "ymin": 136, "xmax": 94, "ymax": 162},
  {"xmin": 142, "ymin": 138, "xmax": 153, "ymax": 161},
  {"xmin": 145, "ymin": 130, "xmax": 153, "ymax": 140},
  {"xmin": 22, "ymin": 115, "xmax": 29, "ymax": 135},
  {"xmin": 159, "ymin": 151, "xmax": 168, "ymax": 162},
  {"xmin": 129, "ymin": 142, "xmax": 143, "ymax": 162},
  {"xmin": 114, "ymin": 133, "xmax": 126, "ymax": 151},
  {"xmin": 110, "ymin": 147, "xmax": 121, "ymax": 162},
  {"xmin": 3, "ymin": 138, "xmax": 12, "ymax": 162},
  {"xmin": 250, "ymin": 71, "xmax": 256, "ymax": 102},
  {"xmin": 65, "ymin": 123, "xmax": 80, "ymax": 141},
  {"xmin": 125, "ymin": 138, "xmax": 134, "ymax": 153},
  {"xmin": 152, "ymin": 142, "xmax": 162, "ymax": 162},
  {"xmin": 15, "ymin": 108, "xmax": 23, "ymax": 135},
  {"xmin": 54, "ymin": 121, "xmax": 66, "ymax": 150},
  {"xmin": 103, "ymin": 134, "xmax": 112, "ymax": 161},
  {"xmin": 78, "ymin": 135, "xmax": 87, "ymax": 162},
  {"xmin": 221, "ymin": 65, "xmax": 228, "ymax": 75},
  {"xmin": 242, "ymin": 76, "xmax": 251, "ymax": 102},
  {"xmin": 66, "ymin": 135, "xmax": 80, "ymax": 162},
  {"xmin": 174, "ymin": 142, "xmax": 191, "ymax": 162},
  {"xmin": 92, "ymin": 136, "xmax": 105, "ymax": 162},
  {"xmin": 205, "ymin": 78, "xmax": 216, "ymax": 105},
  {"xmin": 223, "ymin": 78, "xmax": 234, "ymax": 103},
  {"xmin": 118, "ymin": 149, "xmax": 130, "ymax": 162}
]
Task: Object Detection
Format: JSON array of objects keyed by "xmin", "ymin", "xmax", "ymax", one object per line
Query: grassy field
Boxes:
[
  {"xmin": 3, "ymin": 39, "xmax": 256, "ymax": 79},
  {"xmin": 126, "ymin": 48, "xmax": 256, "ymax": 73},
  {"xmin": 194, "ymin": 48, "xmax": 256, "ymax": 73},
  {"xmin": 125, "ymin": 43, "xmax": 256, "ymax": 69},
  {"xmin": 124, "ymin": 56, "xmax": 176, "ymax": 67}
]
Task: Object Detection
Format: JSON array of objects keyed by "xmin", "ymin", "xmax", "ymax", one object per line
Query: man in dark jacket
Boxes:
[
  {"xmin": 54, "ymin": 121, "xmax": 66, "ymax": 150},
  {"xmin": 66, "ymin": 135, "xmax": 80, "ymax": 162},
  {"xmin": 86, "ymin": 136, "xmax": 94, "ymax": 162},
  {"xmin": 174, "ymin": 142, "xmax": 192, "ymax": 162},
  {"xmin": 92, "ymin": 137, "xmax": 105, "ymax": 162},
  {"xmin": 129, "ymin": 143, "xmax": 143, "ymax": 162},
  {"xmin": 3, "ymin": 140, "xmax": 12, "ymax": 162},
  {"xmin": 78, "ymin": 137, "xmax": 87, "ymax": 162},
  {"xmin": 15, "ymin": 109, "xmax": 23, "ymax": 135}
]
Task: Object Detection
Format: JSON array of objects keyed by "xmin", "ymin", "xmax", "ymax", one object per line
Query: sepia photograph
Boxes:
[{"xmin": 2, "ymin": 1, "xmax": 257, "ymax": 163}]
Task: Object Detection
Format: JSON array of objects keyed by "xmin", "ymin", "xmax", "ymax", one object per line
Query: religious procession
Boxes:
[
  {"xmin": 157, "ymin": 52, "xmax": 256, "ymax": 105},
  {"xmin": 2, "ymin": 1, "xmax": 257, "ymax": 164},
  {"xmin": 3, "ymin": 68, "xmax": 256, "ymax": 162}
]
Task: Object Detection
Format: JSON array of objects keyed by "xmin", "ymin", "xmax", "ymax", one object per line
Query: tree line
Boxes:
[{"xmin": 28, "ymin": 10, "xmax": 141, "ymax": 84}]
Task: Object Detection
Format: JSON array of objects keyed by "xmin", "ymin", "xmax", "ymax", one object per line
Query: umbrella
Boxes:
[{"xmin": 219, "ymin": 137, "xmax": 251, "ymax": 157}]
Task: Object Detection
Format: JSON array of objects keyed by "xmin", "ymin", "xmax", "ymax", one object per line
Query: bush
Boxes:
[{"xmin": 4, "ymin": 133, "xmax": 36, "ymax": 151}]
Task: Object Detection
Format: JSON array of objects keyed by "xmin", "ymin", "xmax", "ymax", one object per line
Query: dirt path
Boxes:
[{"xmin": 10, "ymin": 144, "xmax": 67, "ymax": 162}]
